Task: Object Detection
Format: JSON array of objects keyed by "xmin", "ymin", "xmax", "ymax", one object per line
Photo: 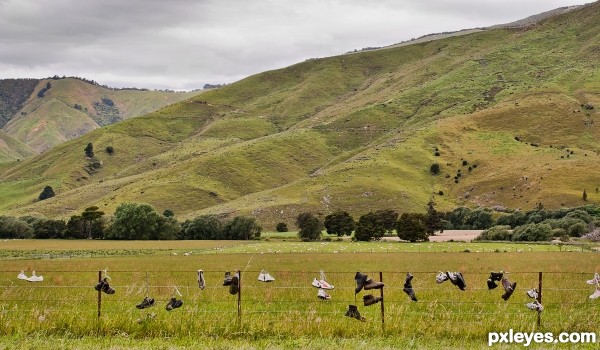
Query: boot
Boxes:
[
  {"xmin": 364, "ymin": 279, "xmax": 384, "ymax": 290},
  {"xmin": 229, "ymin": 271, "xmax": 240, "ymax": 295},
  {"xmin": 136, "ymin": 297, "xmax": 155, "ymax": 309},
  {"xmin": 501, "ymin": 278, "xmax": 517, "ymax": 301},
  {"xmin": 487, "ymin": 278, "xmax": 498, "ymax": 290},
  {"xmin": 355, "ymin": 272, "xmax": 369, "ymax": 294},
  {"xmin": 363, "ymin": 294, "xmax": 383, "ymax": 306},
  {"xmin": 448, "ymin": 272, "xmax": 466, "ymax": 291},
  {"xmin": 197, "ymin": 270, "xmax": 205, "ymax": 290},
  {"xmin": 95, "ymin": 278, "xmax": 115, "ymax": 294},
  {"xmin": 403, "ymin": 273, "xmax": 417, "ymax": 301},
  {"xmin": 345, "ymin": 304, "xmax": 366, "ymax": 322}
]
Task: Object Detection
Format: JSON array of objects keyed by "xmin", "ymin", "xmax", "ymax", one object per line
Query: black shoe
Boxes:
[
  {"xmin": 345, "ymin": 304, "xmax": 366, "ymax": 321},
  {"xmin": 229, "ymin": 271, "xmax": 240, "ymax": 295},
  {"xmin": 136, "ymin": 297, "xmax": 155, "ymax": 309},
  {"xmin": 487, "ymin": 278, "xmax": 498, "ymax": 290},
  {"xmin": 490, "ymin": 271, "xmax": 504, "ymax": 282},
  {"xmin": 403, "ymin": 286, "xmax": 418, "ymax": 301},
  {"xmin": 223, "ymin": 271, "xmax": 233, "ymax": 286},
  {"xmin": 501, "ymin": 278, "xmax": 517, "ymax": 301},
  {"xmin": 364, "ymin": 279, "xmax": 384, "ymax": 290},
  {"xmin": 95, "ymin": 278, "xmax": 115, "ymax": 294},
  {"xmin": 355, "ymin": 272, "xmax": 369, "ymax": 294},
  {"xmin": 404, "ymin": 272, "xmax": 414, "ymax": 286},
  {"xmin": 448, "ymin": 272, "xmax": 466, "ymax": 291},
  {"xmin": 363, "ymin": 294, "xmax": 383, "ymax": 306},
  {"xmin": 166, "ymin": 297, "xmax": 183, "ymax": 311}
]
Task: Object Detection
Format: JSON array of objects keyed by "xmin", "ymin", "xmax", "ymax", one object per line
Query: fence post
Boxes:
[
  {"xmin": 237, "ymin": 270, "xmax": 242, "ymax": 325},
  {"xmin": 537, "ymin": 272, "xmax": 543, "ymax": 327},
  {"xmin": 97, "ymin": 270, "xmax": 102, "ymax": 320},
  {"xmin": 379, "ymin": 272, "xmax": 385, "ymax": 332}
]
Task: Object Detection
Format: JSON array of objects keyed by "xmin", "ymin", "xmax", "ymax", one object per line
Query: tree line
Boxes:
[{"xmin": 0, "ymin": 203, "xmax": 261, "ymax": 241}]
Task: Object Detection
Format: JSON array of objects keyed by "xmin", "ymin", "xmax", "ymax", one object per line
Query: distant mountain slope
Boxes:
[
  {"xmin": 0, "ymin": 77, "xmax": 199, "ymax": 154},
  {"xmin": 0, "ymin": 2, "xmax": 599, "ymax": 227},
  {"xmin": 0, "ymin": 130, "xmax": 36, "ymax": 163},
  {"xmin": 0, "ymin": 78, "xmax": 39, "ymax": 128}
]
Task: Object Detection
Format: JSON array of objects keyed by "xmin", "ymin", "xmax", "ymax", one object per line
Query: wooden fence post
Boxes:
[
  {"xmin": 379, "ymin": 272, "xmax": 385, "ymax": 332},
  {"xmin": 537, "ymin": 272, "xmax": 543, "ymax": 327}
]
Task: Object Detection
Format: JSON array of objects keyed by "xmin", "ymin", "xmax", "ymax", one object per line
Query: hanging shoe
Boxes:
[
  {"xmin": 17, "ymin": 271, "xmax": 28, "ymax": 280},
  {"xmin": 526, "ymin": 288, "xmax": 539, "ymax": 299},
  {"xmin": 436, "ymin": 271, "xmax": 449, "ymax": 283},
  {"xmin": 318, "ymin": 279, "xmax": 334, "ymax": 290},
  {"xmin": 403, "ymin": 273, "xmax": 417, "ymax": 301},
  {"xmin": 197, "ymin": 270, "xmax": 205, "ymax": 290},
  {"xmin": 27, "ymin": 271, "xmax": 43, "ymax": 282},
  {"xmin": 586, "ymin": 273, "xmax": 600, "ymax": 285},
  {"xmin": 526, "ymin": 300, "xmax": 543, "ymax": 312},
  {"xmin": 364, "ymin": 278, "xmax": 384, "ymax": 290},
  {"xmin": 94, "ymin": 277, "xmax": 115, "ymax": 294},
  {"xmin": 447, "ymin": 272, "xmax": 466, "ymax": 291},
  {"xmin": 136, "ymin": 297, "xmax": 155, "ymax": 309},
  {"xmin": 354, "ymin": 272, "xmax": 369, "ymax": 294},
  {"xmin": 363, "ymin": 294, "xmax": 383, "ymax": 306},
  {"xmin": 490, "ymin": 271, "xmax": 504, "ymax": 282},
  {"xmin": 166, "ymin": 297, "xmax": 183, "ymax": 311},
  {"xmin": 501, "ymin": 278, "xmax": 516, "ymax": 301},
  {"xmin": 487, "ymin": 279, "xmax": 498, "ymax": 290},
  {"xmin": 590, "ymin": 288, "xmax": 600, "ymax": 299},
  {"xmin": 230, "ymin": 271, "xmax": 240, "ymax": 295},
  {"xmin": 258, "ymin": 270, "xmax": 275, "ymax": 282},
  {"xmin": 345, "ymin": 304, "xmax": 366, "ymax": 322},
  {"xmin": 312, "ymin": 278, "xmax": 321, "ymax": 288},
  {"xmin": 223, "ymin": 271, "xmax": 233, "ymax": 286},
  {"xmin": 317, "ymin": 288, "xmax": 331, "ymax": 300}
]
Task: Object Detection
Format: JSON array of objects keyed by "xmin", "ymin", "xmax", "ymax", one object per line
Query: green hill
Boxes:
[
  {"xmin": 1, "ymin": 2, "xmax": 599, "ymax": 228},
  {"xmin": 0, "ymin": 77, "xmax": 198, "ymax": 154}
]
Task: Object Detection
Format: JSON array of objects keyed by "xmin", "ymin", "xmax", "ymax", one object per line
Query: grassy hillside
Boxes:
[
  {"xmin": 0, "ymin": 78, "xmax": 198, "ymax": 154},
  {"xmin": 1, "ymin": 2, "xmax": 600, "ymax": 227}
]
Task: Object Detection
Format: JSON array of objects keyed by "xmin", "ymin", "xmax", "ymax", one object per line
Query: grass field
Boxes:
[{"xmin": 0, "ymin": 240, "xmax": 598, "ymax": 349}]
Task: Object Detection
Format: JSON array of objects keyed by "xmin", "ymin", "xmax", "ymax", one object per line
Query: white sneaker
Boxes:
[
  {"xmin": 27, "ymin": 271, "xmax": 43, "ymax": 282},
  {"xmin": 197, "ymin": 270, "xmax": 205, "ymax": 290},
  {"xmin": 318, "ymin": 279, "xmax": 334, "ymax": 290},
  {"xmin": 312, "ymin": 278, "xmax": 321, "ymax": 288},
  {"xmin": 586, "ymin": 273, "xmax": 600, "ymax": 285},
  {"xmin": 590, "ymin": 289, "xmax": 600, "ymax": 299},
  {"xmin": 527, "ymin": 288, "xmax": 539, "ymax": 299},
  {"xmin": 436, "ymin": 271, "xmax": 448, "ymax": 283},
  {"xmin": 317, "ymin": 288, "xmax": 331, "ymax": 300},
  {"xmin": 258, "ymin": 270, "xmax": 275, "ymax": 282},
  {"xmin": 526, "ymin": 300, "xmax": 544, "ymax": 312},
  {"xmin": 17, "ymin": 271, "xmax": 28, "ymax": 280}
]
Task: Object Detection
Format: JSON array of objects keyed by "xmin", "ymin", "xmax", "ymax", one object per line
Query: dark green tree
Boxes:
[
  {"xmin": 296, "ymin": 212, "xmax": 322, "ymax": 241},
  {"xmin": 0, "ymin": 216, "xmax": 33, "ymax": 239},
  {"xmin": 324, "ymin": 211, "xmax": 355, "ymax": 236},
  {"xmin": 84, "ymin": 143, "xmax": 94, "ymax": 158},
  {"xmin": 38, "ymin": 186, "xmax": 55, "ymax": 201},
  {"xmin": 425, "ymin": 200, "xmax": 444, "ymax": 235},
  {"xmin": 223, "ymin": 216, "xmax": 262, "ymax": 240},
  {"xmin": 354, "ymin": 212, "xmax": 386, "ymax": 241},
  {"xmin": 276, "ymin": 222, "xmax": 288, "ymax": 232},
  {"xmin": 396, "ymin": 213, "xmax": 428, "ymax": 242},
  {"xmin": 465, "ymin": 208, "xmax": 494, "ymax": 229},
  {"xmin": 374, "ymin": 209, "xmax": 398, "ymax": 234},
  {"xmin": 181, "ymin": 215, "xmax": 223, "ymax": 240},
  {"xmin": 105, "ymin": 146, "xmax": 114, "ymax": 155},
  {"xmin": 105, "ymin": 203, "xmax": 162, "ymax": 240},
  {"xmin": 65, "ymin": 215, "xmax": 86, "ymax": 239},
  {"xmin": 32, "ymin": 218, "xmax": 66, "ymax": 239},
  {"xmin": 81, "ymin": 206, "xmax": 105, "ymax": 239},
  {"xmin": 430, "ymin": 163, "xmax": 440, "ymax": 175}
]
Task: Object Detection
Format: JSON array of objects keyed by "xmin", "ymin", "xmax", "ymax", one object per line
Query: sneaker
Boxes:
[
  {"xmin": 447, "ymin": 272, "xmax": 466, "ymax": 291},
  {"xmin": 94, "ymin": 277, "xmax": 115, "ymax": 294},
  {"xmin": 487, "ymin": 279, "xmax": 498, "ymax": 290},
  {"xmin": 527, "ymin": 288, "xmax": 539, "ymax": 299},
  {"xmin": 436, "ymin": 271, "xmax": 448, "ymax": 283},
  {"xmin": 590, "ymin": 289, "xmax": 600, "ymax": 299},
  {"xmin": 230, "ymin": 271, "xmax": 240, "ymax": 295},
  {"xmin": 354, "ymin": 272, "xmax": 369, "ymax": 294},
  {"xmin": 345, "ymin": 304, "xmax": 366, "ymax": 322},
  {"xmin": 586, "ymin": 273, "xmax": 600, "ymax": 285},
  {"xmin": 364, "ymin": 279, "xmax": 384, "ymax": 290},
  {"xmin": 258, "ymin": 270, "xmax": 275, "ymax": 282},
  {"xmin": 223, "ymin": 271, "xmax": 233, "ymax": 286},
  {"xmin": 312, "ymin": 278, "xmax": 321, "ymax": 288},
  {"xmin": 317, "ymin": 288, "xmax": 331, "ymax": 300},
  {"xmin": 501, "ymin": 278, "xmax": 516, "ymax": 301},
  {"xmin": 17, "ymin": 271, "xmax": 28, "ymax": 280},
  {"xmin": 166, "ymin": 297, "xmax": 183, "ymax": 311},
  {"xmin": 318, "ymin": 279, "xmax": 334, "ymax": 290},
  {"xmin": 27, "ymin": 271, "xmax": 43, "ymax": 282},
  {"xmin": 526, "ymin": 300, "xmax": 544, "ymax": 312},
  {"xmin": 136, "ymin": 297, "xmax": 155, "ymax": 309},
  {"xmin": 490, "ymin": 271, "xmax": 504, "ymax": 282},
  {"xmin": 363, "ymin": 294, "xmax": 383, "ymax": 306},
  {"xmin": 197, "ymin": 270, "xmax": 205, "ymax": 290}
]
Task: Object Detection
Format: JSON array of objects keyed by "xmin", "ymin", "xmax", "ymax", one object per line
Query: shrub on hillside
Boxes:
[
  {"xmin": 38, "ymin": 186, "xmax": 55, "ymax": 201},
  {"xmin": 275, "ymin": 222, "xmax": 288, "ymax": 232},
  {"xmin": 475, "ymin": 225, "xmax": 512, "ymax": 241}
]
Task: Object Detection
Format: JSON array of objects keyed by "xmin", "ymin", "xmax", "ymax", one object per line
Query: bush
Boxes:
[
  {"xmin": 567, "ymin": 222, "xmax": 587, "ymax": 237},
  {"xmin": 38, "ymin": 186, "xmax": 55, "ymax": 201},
  {"xmin": 223, "ymin": 216, "xmax": 262, "ymax": 240},
  {"xmin": 430, "ymin": 163, "xmax": 440, "ymax": 175},
  {"xmin": 324, "ymin": 211, "xmax": 355, "ymax": 236},
  {"xmin": 105, "ymin": 146, "xmax": 114, "ymax": 154},
  {"xmin": 396, "ymin": 213, "xmax": 428, "ymax": 242},
  {"xmin": 275, "ymin": 222, "xmax": 288, "ymax": 232},
  {"xmin": 512, "ymin": 223, "xmax": 552, "ymax": 242},
  {"xmin": 354, "ymin": 212, "xmax": 386, "ymax": 241},
  {"xmin": 296, "ymin": 213, "xmax": 322, "ymax": 241},
  {"xmin": 475, "ymin": 225, "xmax": 512, "ymax": 241}
]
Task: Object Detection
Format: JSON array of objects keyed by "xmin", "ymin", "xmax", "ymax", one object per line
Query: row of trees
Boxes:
[{"xmin": 0, "ymin": 203, "xmax": 261, "ymax": 241}]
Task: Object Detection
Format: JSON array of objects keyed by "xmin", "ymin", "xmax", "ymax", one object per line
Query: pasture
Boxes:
[{"xmin": 0, "ymin": 239, "xmax": 598, "ymax": 349}]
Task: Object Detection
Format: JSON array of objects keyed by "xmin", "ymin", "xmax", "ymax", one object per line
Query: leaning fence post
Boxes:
[
  {"xmin": 537, "ymin": 272, "xmax": 543, "ymax": 327},
  {"xmin": 379, "ymin": 272, "xmax": 385, "ymax": 332},
  {"xmin": 97, "ymin": 270, "xmax": 102, "ymax": 320}
]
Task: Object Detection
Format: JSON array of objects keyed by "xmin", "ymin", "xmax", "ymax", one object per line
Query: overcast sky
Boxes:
[{"xmin": 0, "ymin": 0, "xmax": 586, "ymax": 91}]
